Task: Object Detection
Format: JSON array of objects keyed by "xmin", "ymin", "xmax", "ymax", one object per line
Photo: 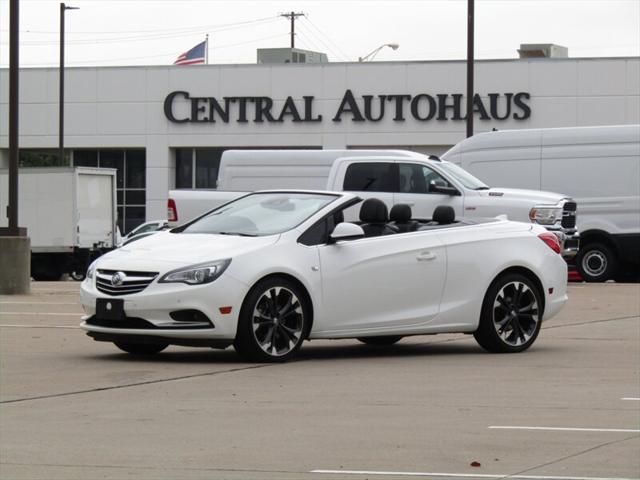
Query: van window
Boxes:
[
  {"xmin": 398, "ymin": 163, "xmax": 453, "ymax": 194},
  {"xmin": 343, "ymin": 163, "xmax": 395, "ymax": 192}
]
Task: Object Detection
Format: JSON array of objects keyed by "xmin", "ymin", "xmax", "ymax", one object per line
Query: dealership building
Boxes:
[{"xmin": 1, "ymin": 50, "xmax": 639, "ymax": 232}]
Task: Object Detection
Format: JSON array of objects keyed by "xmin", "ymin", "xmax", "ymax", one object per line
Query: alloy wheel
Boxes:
[
  {"xmin": 492, "ymin": 281, "xmax": 540, "ymax": 347},
  {"xmin": 582, "ymin": 250, "xmax": 607, "ymax": 278},
  {"xmin": 252, "ymin": 286, "xmax": 304, "ymax": 357}
]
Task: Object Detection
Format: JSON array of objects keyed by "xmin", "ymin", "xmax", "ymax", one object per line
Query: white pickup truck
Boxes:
[{"xmin": 168, "ymin": 149, "xmax": 579, "ymax": 257}]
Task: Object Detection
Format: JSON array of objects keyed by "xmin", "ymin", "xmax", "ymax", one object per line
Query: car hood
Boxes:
[
  {"xmin": 480, "ymin": 187, "xmax": 570, "ymax": 205},
  {"xmin": 97, "ymin": 231, "xmax": 279, "ymax": 270}
]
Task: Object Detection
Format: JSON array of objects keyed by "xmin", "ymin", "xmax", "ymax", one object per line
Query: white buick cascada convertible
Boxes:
[{"xmin": 80, "ymin": 191, "xmax": 568, "ymax": 362}]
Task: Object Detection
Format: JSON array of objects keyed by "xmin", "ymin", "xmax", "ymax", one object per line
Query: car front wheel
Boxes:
[
  {"xmin": 474, "ymin": 274, "xmax": 543, "ymax": 353},
  {"xmin": 234, "ymin": 277, "xmax": 310, "ymax": 362}
]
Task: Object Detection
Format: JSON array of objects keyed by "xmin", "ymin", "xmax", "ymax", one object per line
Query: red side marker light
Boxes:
[
  {"xmin": 538, "ymin": 232, "xmax": 561, "ymax": 254},
  {"xmin": 219, "ymin": 306, "xmax": 232, "ymax": 315},
  {"xmin": 548, "ymin": 287, "xmax": 554, "ymax": 295}
]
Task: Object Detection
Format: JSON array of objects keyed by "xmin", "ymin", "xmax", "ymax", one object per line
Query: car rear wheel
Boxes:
[
  {"xmin": 474, "ymin": 273, "xmax": 542, "ymax": 353},
  {"xmin": 114, "ymin": 342, "xmax": 168, "ymax": 355},
  {"xmin": 234, "ymin": 277, "xmax": 311, "ymax": 362},
  {"xmin": 576, "ymin": 242, "xmax": 617, "ymax": 282},
  {"xmin": 357, "ymin": 336, "xmax": 403, "ymax": 346}
]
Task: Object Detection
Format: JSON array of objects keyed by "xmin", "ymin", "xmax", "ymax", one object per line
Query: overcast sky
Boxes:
[{"xmin": 0, "ymin": 0, "xmax": 638, "ymax": 68}]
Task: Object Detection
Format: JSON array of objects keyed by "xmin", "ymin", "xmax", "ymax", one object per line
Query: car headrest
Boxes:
[
  {"xmin": 359, "ymin": 198, "xmax": 389, "ymax": 223},
  {"xmin": 390, "ymin": 204, "xmax": 412, "ymax": 223},
  {"xmin": 433, "ymin": 205, "xmax": 455, "ymax": 224}
]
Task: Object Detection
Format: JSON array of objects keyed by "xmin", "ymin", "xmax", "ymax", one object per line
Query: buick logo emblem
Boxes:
[{"xmin": 111, "ymin": 271, "xmax": 126, "ymax": 287}]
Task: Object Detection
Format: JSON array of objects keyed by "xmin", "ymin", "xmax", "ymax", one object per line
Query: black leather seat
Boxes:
[
  {"xmin": 432, "ymin": 205, "xmax": 456, "ymax": 225},
  {"xmin": 359, "ymin": 199, "xmax": 398, "ymax": 237},
  {"xmin": 389, "ymin": 204, "xmax": 420, "ymax": 233}
]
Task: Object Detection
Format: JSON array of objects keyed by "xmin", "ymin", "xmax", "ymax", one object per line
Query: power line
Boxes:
[
  {"xmin": 297, "ymin": 19, "xmax": 350, "ymax": 62},
  {"xmin": 301, "ymin": 17, "xmax": 352, "ymax": 61}
]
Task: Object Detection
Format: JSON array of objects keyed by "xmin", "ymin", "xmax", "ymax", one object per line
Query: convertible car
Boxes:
[{"xmin": 80, "ymin": 191, "xmax": 568, "ymax": 362}]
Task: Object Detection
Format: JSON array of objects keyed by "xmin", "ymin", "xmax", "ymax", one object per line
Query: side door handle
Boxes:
[{"xmin": 416, "ymin": 251, "xmax": 436, "ymax": 261}]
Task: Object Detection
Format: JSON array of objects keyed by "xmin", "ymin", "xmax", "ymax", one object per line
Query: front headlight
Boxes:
[
  {"xmin": 529, "ymin": 206, "xmax": 562, "ymax": 225},
  {"xmin": 86, "ymin": 260, "xmax": 98, "ymax": 280},
  {"xmin": 159, "ymin": 259, "xmax": 231, "ymax": 285}
]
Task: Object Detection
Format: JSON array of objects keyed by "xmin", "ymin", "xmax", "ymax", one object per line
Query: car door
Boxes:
[
  {"xmin": 394, "ymin": 162, "xmax": 464, "ymax": 221},
  {"xmin": 315, "ymin": 230, "xmax": 447, "ymax": 335}
]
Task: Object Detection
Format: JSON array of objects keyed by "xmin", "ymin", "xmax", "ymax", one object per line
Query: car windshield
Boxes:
[
  {"xmin": 438, "ymin": 162, "xmax": 490, "ymax": 190},
  {"xmin": 180, "ymin": 192, "xmax": 338, "ymax": 237}
]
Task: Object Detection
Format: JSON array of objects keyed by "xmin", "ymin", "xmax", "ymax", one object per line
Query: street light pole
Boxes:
[
  {"xmin": 59, "ymin": 3, "xmax": 78, "ymax": 166},
  {"xmin": 466, "ymin": 0, "xmax": 475, "ymax": 138},
  {"xmin": 7, "ymin": 0, "xmax": 20, "ymax": 233}
]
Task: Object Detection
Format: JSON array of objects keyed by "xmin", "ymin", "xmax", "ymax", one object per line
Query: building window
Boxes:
[
  {"xmin": 174, "ymin": 148, "xmax": 222, "ymax": 189},
  {"xmin": 72, "ymin": 149, "xmax": 146, "ymax": 234}
]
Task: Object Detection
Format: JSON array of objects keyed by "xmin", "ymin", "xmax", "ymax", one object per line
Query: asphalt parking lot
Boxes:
[{"xmin": 0, "ymin": 282, "xmax": 638, "ymax": 480}]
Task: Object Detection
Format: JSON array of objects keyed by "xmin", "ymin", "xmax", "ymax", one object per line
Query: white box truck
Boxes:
[
  {"xmin": 0, "ymin": 167, "xmax": 118, "ymax": 280},
  {"xmin": 442, "ymin": 125, "xmax": 640, "ymax": 282}
]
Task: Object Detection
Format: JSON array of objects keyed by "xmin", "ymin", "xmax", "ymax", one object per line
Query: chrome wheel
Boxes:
[
  {"xmin": 492, "ymin": 281, "xmax": 540, "ymax": 347},
  {"xmin": 252, "ymin": 286, "xmax": 304, "ymax": 357},
  {"xmin": 581, "ymin": 250, "xmax": 607, "ymax": 278}
]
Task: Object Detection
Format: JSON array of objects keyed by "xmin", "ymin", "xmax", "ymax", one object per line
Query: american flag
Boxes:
[{"xmin": 173, "ymin": 40, "xmax": 206, "ymax": 65}]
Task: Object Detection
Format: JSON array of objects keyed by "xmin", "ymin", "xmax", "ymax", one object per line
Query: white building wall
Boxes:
[{"xmin": 1, "ymin": 57, "xmax": 638, "ymax": 222}]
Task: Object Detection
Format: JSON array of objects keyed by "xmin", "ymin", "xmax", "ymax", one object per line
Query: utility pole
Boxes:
[
  {"xmin": 280, "ymin": 11, "xmax": 304, "ymax": 48},
  {"xmin": 466, "ymin": 0, "xmax": 475, "ymax": 138}
]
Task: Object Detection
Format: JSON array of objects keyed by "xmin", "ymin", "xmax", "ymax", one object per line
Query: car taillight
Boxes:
[
  {"xmin": 167, "ymin": 199, "xmax": 177, "ymax": 222},
  {"xmin": 538, "ymin": 232, "xmax": 561, "ymax": 254}
]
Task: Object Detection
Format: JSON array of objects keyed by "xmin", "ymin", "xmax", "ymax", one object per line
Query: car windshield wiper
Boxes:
[
  {"xmin": 217, "ymin": 231, "xmax": 258, "ymax": 237},
  {"xmin": 474, "ymin": 186, "xmax": 490, "ymax": 190}
]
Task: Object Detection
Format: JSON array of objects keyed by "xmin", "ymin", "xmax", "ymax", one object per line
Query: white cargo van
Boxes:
[{"xmin": 442, "ymin": 125, "xmax": 640, "ymax": 281}]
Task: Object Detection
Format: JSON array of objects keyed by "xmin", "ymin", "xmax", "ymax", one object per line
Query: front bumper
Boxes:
[{"xmin": 79, "ymin": 273, "xmax": 247, "ymax": 341}]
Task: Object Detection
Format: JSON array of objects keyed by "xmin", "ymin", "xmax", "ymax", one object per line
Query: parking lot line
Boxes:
[
  {"xmin": 0, "ymin": 312, "xmax": 82, "ymax": 316},
  {"xmin": 0, "ymin": 301, "xmax": 79, "ymax": 306},
  {"xmin": 621, "ymin": 398, "xmax": 640, "ymax": 401},
  {"xmin": 0, "ymin": 324, "xmax": 80, "ymax": 329},
  {"xmin": 310, "ymin": 469, "xmax": 639, "ymax": 480},
  {"xmin": 489, "ymin": 426, "xmax": 640, "ymax": 433}
]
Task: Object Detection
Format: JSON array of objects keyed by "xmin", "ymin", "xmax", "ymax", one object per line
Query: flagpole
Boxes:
[{"xmin": 205, "ymin": 34, "xmax": 209, "ymax": 64}]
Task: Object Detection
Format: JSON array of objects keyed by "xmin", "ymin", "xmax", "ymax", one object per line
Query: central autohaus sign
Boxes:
[{"xmin": 164, "ymin": 89, "xmax": 531, "ymax": 124}]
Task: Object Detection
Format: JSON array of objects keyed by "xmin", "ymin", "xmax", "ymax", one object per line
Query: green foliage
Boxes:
[{"xmin": 19, "ymin": 150, "xmax": 70, "ymax": 167}]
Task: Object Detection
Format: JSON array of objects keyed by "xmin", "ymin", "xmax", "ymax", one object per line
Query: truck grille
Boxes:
[
  {"xmin": 96, "ymin": 269, "xmax": 158, "ymax": 296},
  {"xmin": 562, "ymin": 201, "xmax": 577, "ymax": 229}
]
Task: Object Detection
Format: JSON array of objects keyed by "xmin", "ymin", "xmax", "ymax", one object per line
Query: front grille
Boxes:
[
  {"xmin": 96, "ymin": 269, "xmax": 158, "ymax": 296},
  {"xmin": 562, "ymin": 201, "xmax": 577, "ymax": 229}
]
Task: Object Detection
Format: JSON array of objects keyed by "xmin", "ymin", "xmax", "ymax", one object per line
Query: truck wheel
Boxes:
[
  {"xmin": 234, "ymin": 277, "xmax": 311, "ymax": 362},
  {"xmin": 357, "ymin": 336, "xmax": 403, "ymax": 346},
  {"xmin": 474, "ymin": 273, "xmax": 543, "ymax": 353},
  {"xmin": 576, "ymin": 243, "xmax": 617, "ymax": 282},
  {"xmin": 114, "ymin": 342, "xmax": 168, "ymax": 355},
  {"xmin": 70, "ymin": 271, "xmax": 86, "ymax": 281}
]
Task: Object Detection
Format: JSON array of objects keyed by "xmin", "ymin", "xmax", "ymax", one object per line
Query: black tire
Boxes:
[
  {"xmin": 234, "ymin": 277, "xmax": 311, "ymax": 362},
  {"xmin": 70, "ymin": 271, "xmax": 86, "ymax": 281},
  {"xmin": 357, "ymin": 336, "xmax": 403, "ymax": 346},
  {"xmin": 576, "ymin": 243, "xmax": 618, "ymax": 282},
  {"xmin": 114, "ymin": 342, "xmax": 168, "ymax": 355},
  {"xmin": 474, "ymin": 273, "xmax": 543, "ymax": 353}
]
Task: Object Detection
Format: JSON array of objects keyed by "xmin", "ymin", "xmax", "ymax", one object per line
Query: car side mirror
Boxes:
[
  {"xmin": 430, "ymin": 184, "xmax": 460, "ymax": 196},
  {"xmin": 329, "ymin": 222, "xmax": 365, "ymax": 243}
]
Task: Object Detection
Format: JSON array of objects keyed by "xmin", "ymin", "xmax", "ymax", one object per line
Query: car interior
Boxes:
[{"xmin": 350, "ymin": 198, "xmax": 464, "ymax": 238}]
